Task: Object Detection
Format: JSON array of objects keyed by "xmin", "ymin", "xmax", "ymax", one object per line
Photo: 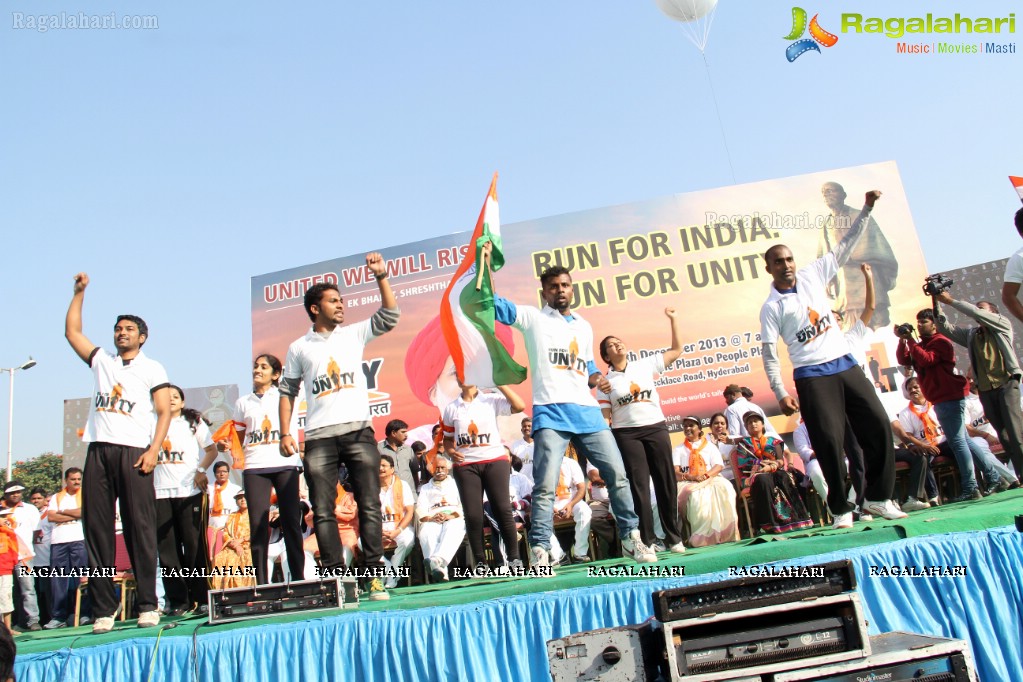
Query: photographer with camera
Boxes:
[
  {"xmin": 895, "ymin": 309, "xmax": 1004, "ymax": 501},
  {"xmin": 935, "ymin": 290, "xmax": 1023, "ymax": 486}
]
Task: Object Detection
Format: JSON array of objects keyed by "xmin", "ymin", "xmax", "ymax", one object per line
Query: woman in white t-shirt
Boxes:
[
  {"xmin": 707, "ymin": 412, "xmax": 736, "ymax": 483},
  {"xmin": 154, "ymin": 385, "xmax": 219, "ymax": 614},
  {"xmin": 223, "ymin": 354, "xmax": 305, "ymax": 586},
  {"xmin": 672, "ymin": 416, "xmax": 739, "ymax": 547},
  {"xmin": 442, "ymin": 383, "xmax": 526, "ymax": 572},
  {"xmin": 596, "ymin": 307, "xmax": 685, "ymax": 554}
]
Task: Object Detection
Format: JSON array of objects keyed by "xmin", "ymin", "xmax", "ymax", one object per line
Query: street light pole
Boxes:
[{"xmin": 3, "ymin": 357, "xmax": 37, "ymax": 482}]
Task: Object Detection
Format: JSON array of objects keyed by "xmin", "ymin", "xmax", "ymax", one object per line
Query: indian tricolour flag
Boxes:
[
  {"xmin": 1010, "ymin": 176, "xmax": 1023, "ymax": 203},
  {"xmin": 440, "ymin": 173, "xmax": 527, "ymax": 387}
]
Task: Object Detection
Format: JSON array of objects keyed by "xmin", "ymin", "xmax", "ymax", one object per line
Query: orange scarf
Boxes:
[
  {"xmin": 683, "ymin": 438, "xmax": 709, "ymax": 478},
  {"xmin": 908, "ymin": 401, "xmax": 940, "ymax": 443},
  {"xmin": 383, "ymin": 476, "xmax": 405, "ymax": 522},
  {"xmin": 56, "ymin": 487, "xmax": 82, "ymax": 509},
  {"xmin": 212, "ymin": 481, "xmax": 228, "ymax": 516},
  {"xmin": 750, "ymin": 436, "xmax": 776, "ymax": 461},
  {"xmin": 211, "ymin": 420, "xmax": 245, "ymax": 469}
]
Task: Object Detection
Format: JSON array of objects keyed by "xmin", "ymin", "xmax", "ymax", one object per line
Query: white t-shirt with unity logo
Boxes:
[
  {"xmin": 511, "ymin": 305, "xmax": 599, "ymax": 407},
  {"xmin": 232, "ymin": 387, "xmax": 302, "ymax": 471},
  {"xmin": 760, "ymin": 253, "xmax": 851, "ymax": 369},
  {"xmin": 282, "ymin": 321, "xmax": 378, "ymax": 433},
  {"xmin": 596, "ymin": 353, "xmax": 667, "ymax": 429},
  {"xmin": 442, "ymin": 393, "xmax": 511, "ymax": 465},
  {"xmin": 154, "ymin": 416, "xmax": 213, "ymax": 499},
  {"xmin": 82, "ymin": 348, "xmax": 170, "ymax": 449}
]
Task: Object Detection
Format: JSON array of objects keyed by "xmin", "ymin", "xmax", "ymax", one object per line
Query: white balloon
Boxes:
[{"xmin": 655, "ymin": 0, "xmax": 718, "ymax": 23}]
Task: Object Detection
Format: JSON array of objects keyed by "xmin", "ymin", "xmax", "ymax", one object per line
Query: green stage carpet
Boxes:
[{"xmin": 15, "ymin": 488, "xmax": 1022, "ymax": 656}]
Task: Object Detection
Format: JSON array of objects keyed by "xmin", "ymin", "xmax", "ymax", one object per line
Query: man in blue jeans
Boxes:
[
  {"xmin": 490, "ymin": 254, "xmax": 656, "ymax": 567},
  {"xmin": 896, "ymin": 309, "xmax": 1002, "ymax": 501}
]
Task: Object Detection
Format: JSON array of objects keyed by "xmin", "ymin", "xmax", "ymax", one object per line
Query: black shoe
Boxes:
[
  {"xmin": 949, "ymin": 489, "xmax": 983, "ymax": 503},
  {"xmin": 985, "ymin": 479, "xmax": 1011, "ymax": 496},
  {"xmin": 572, "ymin": 555, "xmax": 592, "ymax": 564}
]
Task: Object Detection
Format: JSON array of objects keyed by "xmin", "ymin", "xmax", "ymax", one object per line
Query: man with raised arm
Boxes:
[
  {"xmin": 759, "ymin": 191, "xmax": 906, "ymax": 529},
  {"xmin": 278, "ymin": 253, "xmax": 399, "ymax": 601},
  {"xmin": 487, "ymin": 242, "xmax": 656, "ymax": 567},
  {"xmin": 65, "ymin": 273, "xmax": 170, "ymax": 633}
]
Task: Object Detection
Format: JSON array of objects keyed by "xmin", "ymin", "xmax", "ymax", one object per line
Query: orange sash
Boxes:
[
  {"xmin": 908, "ymin": 402, "xmax": 940, "ymax": 443},
  {"xmin": 211, "ymin": 481, "xmax": 228, "ymax": 516},
  {"xmin": 751, "ymin": 436, "xmax": 777, "ymax": 461},
  {"xmin": 56, "ymin": 487, "xmax": 82, "ymax": 509},
  {"xmin": 211, "ymin": 420, "xmax": 245, "ymax": 469},
  {"xmin": 683, "ymin": 438, "xmax": 709, "ymax": 478}
]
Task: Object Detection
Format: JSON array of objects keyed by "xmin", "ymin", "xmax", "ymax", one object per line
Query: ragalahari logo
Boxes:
[{"xmin": 784, "ymin": 7, "xmax": 839, "ymax": 61}]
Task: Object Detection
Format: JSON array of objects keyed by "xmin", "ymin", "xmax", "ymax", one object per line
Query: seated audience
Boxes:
[
  {"xmin": 734, "ymin": 413, "xmax": 813, "ymax": 534},
  {"xmin": 207, "ymin": 462, "xmax": 241, "ymax": 530},
  {"xmin": 211, "ymin": 491, "xmax": 255, "ymax": 590},
  {"xmin": 416, "ymin": 455, "xmax": 465, "ymax": 581},
  {"xmin": 672, "ymin": 416, "xmax": 739, "ymax": 547},
  {"xmin": 379, "ymin": 454, "xmax": 415, "ymax": 589}
]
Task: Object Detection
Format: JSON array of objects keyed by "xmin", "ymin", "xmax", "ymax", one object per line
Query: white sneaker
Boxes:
[
  {"xmin": 531, "ymin": 545, "xmax": 551, "ymax": 568},
  {"xmin": 621, "ymin": 530, "xmax": 658, "ymax": 564},
  {"xmin": 92, "ymin": 616, "xmax": 115, "ymax": 634},
  {"xmin": 862, "ymin": 499, "xmax": 908, "ymax": 520},
  {"xmin": 137, "ymin": 610, "xmax": 160, "ymax": 628},
  {"xmin": 832, "ymin": 512, "xmax": 854, "ymax": 529},
  {"xmin": 668, "ymin": 541, "xmax": 687, "ymax": 554},
  {"xmin": 901, "ymin": 497, "xmax": 931, "ymax": 512}
]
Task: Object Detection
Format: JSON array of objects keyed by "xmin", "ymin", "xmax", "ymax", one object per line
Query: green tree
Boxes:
[{"xmin": 2, "ymin": 452, "xmax": 64, "ymax": 495}]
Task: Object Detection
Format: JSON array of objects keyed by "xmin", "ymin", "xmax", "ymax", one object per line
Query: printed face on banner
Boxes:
[{"xmin": 251, "ymin": 161, "xmax": 929, "ymax": 439}]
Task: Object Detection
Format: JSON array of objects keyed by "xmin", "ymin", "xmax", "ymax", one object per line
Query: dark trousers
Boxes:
[
  {"xmin": 304, "ymin": 428, "xmax": 382, "ymax": 571},
  {"xmin": 34, "ymin": 574, "xmax": 51, "ymax": 625},
  {"xmin": 894, "ymin": 448, "xmax": 930, "ymax": 501},
  {"xmin": 453, "ymin": 459, "xmax": 520, "ymax": 564},
  {"xmin": 611, "ymin": 423, "xmax": 683, "ymax": 546},
  {"xmin": 245, "ymin": 468, "xmax": 305, "ymax": 584},
  {"xmin": 979, "ymin": 380, "xmax": 1023, "ymax": 478},
  {"xmin": 796, "ymin": 367, "xmax": 895, "ymax": 515},
  {"xmin": 49, "ymin": 541, "xmax": 87, "ymax": 622},
  {"xmin": 83, "ymin": 442, "xmax": 158, "ymax": 617},
  {"xmin": 843, "ymin": 421, "xmax": 867, "ymax": 507},
  {"xmin": 155, "ymin": 493, "xmax": 208, "ymax": 607}
]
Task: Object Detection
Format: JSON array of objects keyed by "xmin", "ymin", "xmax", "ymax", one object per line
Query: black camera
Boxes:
[
  {"xmin": 923, "ymin": 273, "xmax": 954, "ymax": 297},
  {"xmin": 895, "ymin": 322, "xmax": 915, "ymax": 337}
]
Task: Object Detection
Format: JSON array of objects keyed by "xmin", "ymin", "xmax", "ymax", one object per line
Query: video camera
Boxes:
[
  {"xmin": 922, "ymin": 273, "xmax": 953, "ymax": 297},
  {"xmin": 894, "ymin": 322, "xmax": 915, "ymax": 337}
]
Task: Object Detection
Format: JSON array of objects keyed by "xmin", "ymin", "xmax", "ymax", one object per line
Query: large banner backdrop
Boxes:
[{"xmin": 252, "ymin": 161, "xmax": 929, "ymax": 439}]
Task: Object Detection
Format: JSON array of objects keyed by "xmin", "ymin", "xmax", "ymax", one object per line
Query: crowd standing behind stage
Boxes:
[{"xmin": 8, "ymin": 205, "xmax": 1022, "ymax": 637}]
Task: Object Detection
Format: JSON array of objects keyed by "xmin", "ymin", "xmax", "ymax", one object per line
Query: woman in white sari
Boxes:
[{"xmin": 672, "ymin": 416, "xmax": 739, "ymax": 547}]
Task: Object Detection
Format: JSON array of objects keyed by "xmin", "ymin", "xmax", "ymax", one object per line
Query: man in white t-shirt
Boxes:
[
  {"xmin": 492, "ymin": 256, "xmax": 653, "ymax": 566},
  {"xmin": 722, "ymin": 384, "xmax": 778, "ymax": 438},
  {"xmin": 509, "ymin": 417, "xmax": 535, "ymax": 484},
  {"xmin": 379, "ymin": 454, "xmax": 415, "ymax": 588},
  {"xmin": 1000, "ymin": 207, "xmax": 1023, "ymax": 324},
  {"xmin": 65, "ymin": 272, "xmax": 169, "ymax": 633},
  {"xmin": 206, "ymin": 462, "xmax": 241, "ymax": 530},
  {"xmin": 43, "ymin": 469, "xmax": 88, "ymax": 629},
  {"xmin": 416, "ymin": 455, "xmax": 465, "ymax": 582},
  {"xmin": 278, "ymin": 253, "xmax": 399, "ymax": 601},
  {"xmin": 760, "ymin": 191, "xmax": 905, "ymax": 529}
]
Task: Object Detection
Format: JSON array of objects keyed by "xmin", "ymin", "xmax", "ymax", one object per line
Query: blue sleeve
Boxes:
[
  {"xmin": 587, "ymin": 360, "xmax": 599, "ymax": 376},
  {"xmin": 494, "ymin": 296, "xmax": 517, "ymax": 326}
]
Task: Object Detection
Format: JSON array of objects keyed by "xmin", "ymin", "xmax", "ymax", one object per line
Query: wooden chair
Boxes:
[
  {"xmin": 729, "ymin": 450, "xmax": 755, "ymax": 539},
  {"xmin": 74, "ymin": 532, "xmax": 136, "ymax": 626}
]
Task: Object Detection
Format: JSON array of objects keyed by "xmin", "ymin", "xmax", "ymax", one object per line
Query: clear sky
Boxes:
[{"xmin": 2, "ymin": 0, "xmax": 1020, "ymax": 463}]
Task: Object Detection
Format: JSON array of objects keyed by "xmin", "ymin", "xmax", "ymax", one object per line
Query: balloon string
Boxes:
[{"xmin": 700, "ymin": 51, "xmax": 737, "ymax": 185}]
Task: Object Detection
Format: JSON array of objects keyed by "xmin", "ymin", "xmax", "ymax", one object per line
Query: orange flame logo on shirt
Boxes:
[
  {"xmin": 162, "ymin": 438, "xmax": 172, "ymax": 454},
  {"xmin": 807, "ymin": 307, "xmax": 820, "ymax": 327},
  {"xmin": 261, "ymin": 415, "xmax": 272, "ymax": 440},
  {"xmin": 630, "ymin": 382, "xmax": 641, "ymax": 399},
  {"xmin": 327, "ymin": 357, "xmax": 341, "ymax": 389},
  {"xmin": 467, "ymin": 420, "xmax": 479, "ymax": 446},
  {"xmin": 569, "ymin": 338, "xmax": 579, "ymax": 365},
  {"xmin": 110, "ymin": 384, "xmax": 123, "ymax": 405}
]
